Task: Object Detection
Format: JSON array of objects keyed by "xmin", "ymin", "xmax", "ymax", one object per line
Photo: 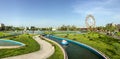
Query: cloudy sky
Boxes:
[{"xmin": 0, "ymin": 0, "xmax": 119, "ymax": 27}]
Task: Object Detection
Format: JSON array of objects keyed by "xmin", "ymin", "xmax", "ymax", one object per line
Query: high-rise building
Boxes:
[{"xmin": 0, "ymin": 23, "xmax": 5, "ymax": 31}]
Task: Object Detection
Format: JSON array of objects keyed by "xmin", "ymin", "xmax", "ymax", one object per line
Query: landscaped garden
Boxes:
[
  {"xmin": 54, "ymin": 32, "xmax": 120, "ymax": 59},
  {"xmin": 116, "ymin": 32, "xmax": 120, "ymax": 36},
  {"xmin": 40, "ymin": 36, "xmax": 64, "ymax": 59},
  {"xmin": 0, "ymin": 32, "xmax": 11, "ymax": 37},
  {"xmin": 47, "ymin": 41, "xmax": 64, "ymax": 59},
  {"xmin": 1, "ymin": 31, "xmax": 119, "ymax": 59},
  {"xmin": 0, "ymin": 34, "xmax": 40, "ymax": 58}
]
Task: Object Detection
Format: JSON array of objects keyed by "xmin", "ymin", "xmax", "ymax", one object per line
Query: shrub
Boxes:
[
  {"xmin": 89, "ymin": 38, "xmax": 93, "ymax": 40},
  {"xmin": 72, "ymin": 38, "xmax": 76, "ymax": 40}
]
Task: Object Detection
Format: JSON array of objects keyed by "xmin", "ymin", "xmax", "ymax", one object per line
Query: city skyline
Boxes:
[{"xmin": 0, "ymin": 0, "xmax": 120, "ymax": 27}]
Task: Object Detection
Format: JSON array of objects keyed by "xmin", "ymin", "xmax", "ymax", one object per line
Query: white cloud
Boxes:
[
  {"xmin": 73, "ymin": 0, "xmax": 120, "ymax": 14},
  {"xmin": 72, "ymin": 0, "xmax": 120, "ymax": 24}
]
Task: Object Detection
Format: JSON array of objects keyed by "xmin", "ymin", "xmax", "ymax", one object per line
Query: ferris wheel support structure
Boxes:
[{"xmin": 85, "ymin": 14, "xmax": 96, "ymax": 31}]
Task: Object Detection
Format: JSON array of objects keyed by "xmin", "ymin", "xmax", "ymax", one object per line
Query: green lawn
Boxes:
[
  {"xmin": 40, "ymin": 37, "xmax": 64, "ymax": 59},
  {"xmin": 0, "ymin": 34, "xmax": 40, "ymax": 58},
  {"xmin": 0, "ymin": 32, "xmax": 10, "ymax": 37},
  {"xmin": 56, "ymin": 32, "xmax": 120, "ymax": 59},
  {"xmin": 48, "ymin": 44, "xmax": 64, "ymax": 59},
  {"xmin": 117, "ymin": 32, "xmax": 120, "ymax": 36}
]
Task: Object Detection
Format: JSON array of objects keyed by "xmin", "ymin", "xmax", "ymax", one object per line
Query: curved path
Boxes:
[{"xmin": 3, "ymin": 35, "xmax": 55, "ymax": 59}]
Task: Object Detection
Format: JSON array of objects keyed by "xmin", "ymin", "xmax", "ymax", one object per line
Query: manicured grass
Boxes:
[
  {"xmin": 48, "ymin": 44, "xmax": 64, "ymax": 59},
  {"xmin": 40, "ymin": 37, "xmax": 64, "ymax": 59},
  {"xmin": 117, "ymin": 32, "xmax": 120, "ymax": 36},
  {"xmin": 56, "ymin": 32, "xmax": 120, "ymax": 59},
  {"xmin": 0, "ymin": 32, "xmax": 10, "ymax": 37},
  {"xmin": 0, "ymin": 34, "xmax": 40, "ymax": 58}
]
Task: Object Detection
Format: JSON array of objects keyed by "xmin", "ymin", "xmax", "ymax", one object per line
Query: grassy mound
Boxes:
[
  {"xmin": 0, "ymin": 32, "xmax": 10, "ymax": 37},
  {"xmin": 40, "ymin": 37, "xmax": 64, "ymax": 59},
  {"xmin": 117, "ymin": 32, "xmax": 120, "ymax": 36},
  {"xmin": 48, "ymin": 43, "xmax": 64, "ymax": 59},
  {"xmin": 57, "ymin": 32, "xmax": 120, "ymax": 59},
  {"xmin": 0, "ymin": 34, "xmax": 40, "ymax": 58}
]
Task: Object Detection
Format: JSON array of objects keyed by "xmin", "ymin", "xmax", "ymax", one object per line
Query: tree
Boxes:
[
  {"xmin": 58, "ymin": 25, "xmax": 67, "ymax": 31},
  {"xmin": 30, "ymin": 26, "xmax": 36, "ymax": 33},
  {"xmin": 70, "ymin": 25, "xmax": 77, "ymax": 31},
  {"xmin": 105, "ymin": 23, "xmax": 117, "ymax": 32},
  {"xmin": 57, "ymin": 25, "xmax": 78, "ymax": 31},
  {"xmin": 5, "ymin": 26, "xmax": 14, "ymax": 31}
]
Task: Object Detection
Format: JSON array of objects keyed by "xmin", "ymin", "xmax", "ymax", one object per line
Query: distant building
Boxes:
[
  {"xmin": 106, "ymin": 23, "xmax": 116, "ymax": 27},
  {"xmin": 116, "ymin": 24, "xmax": 120, "ymax": 32},
  {"xmin": 80, "ymin": 28, "xmax": 87, "ymax": 32},
  {"xmin": 0, "ymin": 23, "xmax": 5, "ymax": 31},
  {"xmin": 116, "ymin": 24, "xmax": 120, "ymax": 28},
  {"xmin": 106, "ymin": 23, "xmax": 120, "ymax": 32},
  {"xmin": 52, "ymin": 28, "xmax": 57, "ymax": 31}
]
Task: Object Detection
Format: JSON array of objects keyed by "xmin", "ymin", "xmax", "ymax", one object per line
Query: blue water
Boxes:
[
  {"xmin": 45, "ymin": 35, "xmax": 106, "ymax": 59},
  {"xmin": 0, "ymin": 39, "xmax": 25, "ymax": 46}
]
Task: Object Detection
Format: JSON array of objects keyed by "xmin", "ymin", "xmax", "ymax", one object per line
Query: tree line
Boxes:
[{"xmin": 0, "ymin": 23, "xmax": 120, "ymax": 32}]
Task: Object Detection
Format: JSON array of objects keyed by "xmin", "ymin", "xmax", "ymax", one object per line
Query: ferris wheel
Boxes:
[{"xmin": 85, "ymin": 14, "xmax": 96, "ymax": 31}]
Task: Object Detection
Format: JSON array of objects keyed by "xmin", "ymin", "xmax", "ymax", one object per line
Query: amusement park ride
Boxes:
[
  {"xmin": 61, "ymin": 14, "xmax": 96, "ymax": 46},
  {"xmin": 85, "ymin": 14, "xmax": 96, "ymax": 31}
]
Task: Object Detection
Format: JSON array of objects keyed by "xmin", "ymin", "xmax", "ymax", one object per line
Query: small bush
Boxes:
[
  {"xmin": 89, "ymin": 38, "xmax": 93, "ymax": 40},
  {"xmin": 64, "ymin": 35, "xmax": 68, "ymax": 38},
  {"xmin": 98, "ymin": 36, "xmax": 101, "ymax": 38},
  {"xmin": 72, "ymin": 38, "xmax": 76, "ymax": 40},
  {"xmin": 87, "ymin": 36, "xmax": 90, "ymax": 38}
]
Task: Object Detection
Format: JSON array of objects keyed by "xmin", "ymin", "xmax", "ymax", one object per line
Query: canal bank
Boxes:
[{"xmin": 45, "ymin": 35, "xmax": 108, "ymax": 59}]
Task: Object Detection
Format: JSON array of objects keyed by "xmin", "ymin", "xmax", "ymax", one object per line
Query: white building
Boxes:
[{"xmin": 52, "ymin": 28, "xmax": 57, "ymax": 31}]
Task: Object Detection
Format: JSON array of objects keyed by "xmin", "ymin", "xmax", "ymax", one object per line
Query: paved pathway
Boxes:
[{"xmin": 3, "ymin": 35, "xmax": 55, "ymax": 59}]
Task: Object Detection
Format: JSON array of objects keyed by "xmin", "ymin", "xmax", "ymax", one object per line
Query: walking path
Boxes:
[
  {"xmin": 3, "ymin": 35, "xmax": 55, "ymax": 59},
  {"xmin": 0, "ymin": 46, "xmax": 21, "ymax": 49}
]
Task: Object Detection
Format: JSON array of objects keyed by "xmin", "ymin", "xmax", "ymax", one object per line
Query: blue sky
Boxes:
[{"xmin": 0, "ymin": 0, "xmax": 120, "ymax": 27}]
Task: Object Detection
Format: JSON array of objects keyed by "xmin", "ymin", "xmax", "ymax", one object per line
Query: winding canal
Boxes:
[{"xmin": 45, "ymin": 35, "xmax": 106, "ymax": 59}]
